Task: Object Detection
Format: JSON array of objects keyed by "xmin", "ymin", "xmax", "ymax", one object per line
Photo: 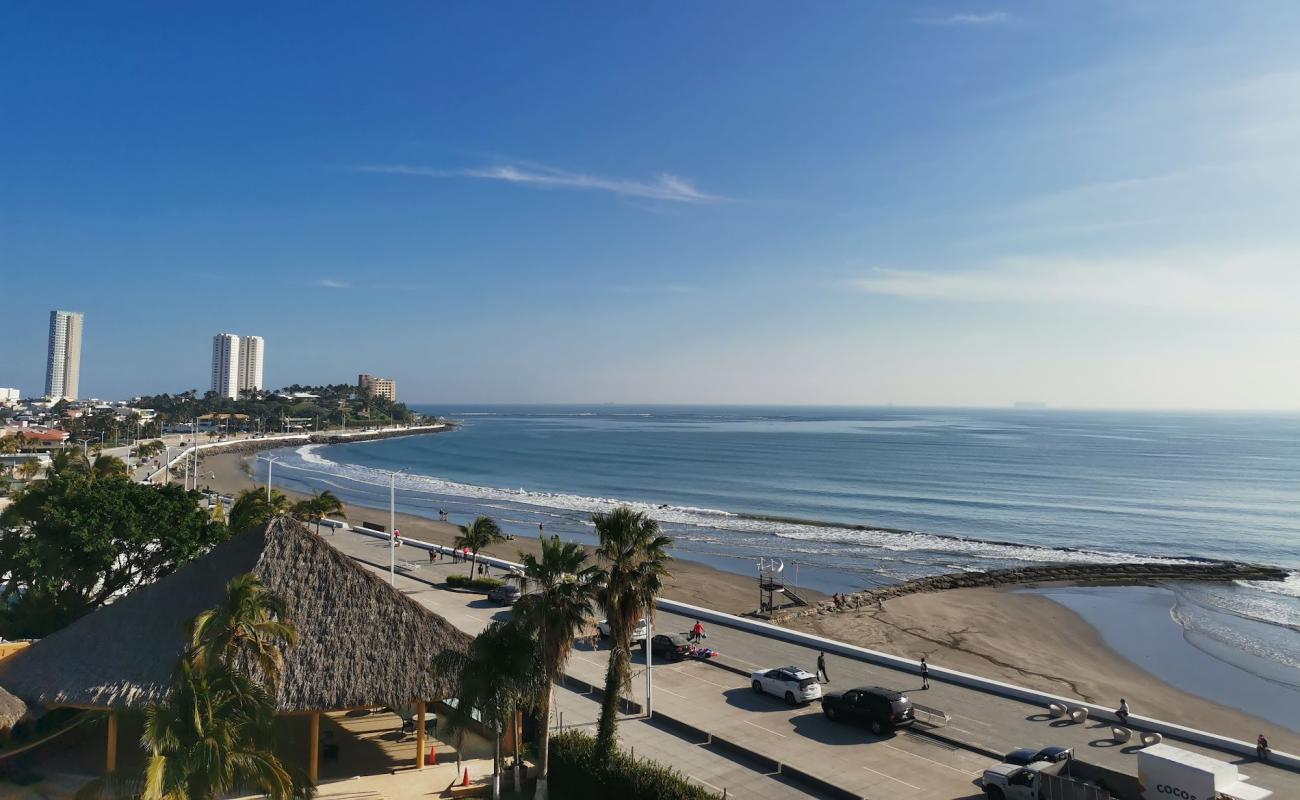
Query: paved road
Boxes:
[
  {"xmin": 337, "ymin": 527, "xmax": 1300, "ymax": 799},
  {"xmin": 331, "ymin": 530, "xmax": 987, "ymax": 799}
]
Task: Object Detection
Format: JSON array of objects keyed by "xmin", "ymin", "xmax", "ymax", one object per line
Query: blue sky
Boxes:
[{"xmin": 3, "ymin": 2, "xmax": 1299, "ymax": 408}]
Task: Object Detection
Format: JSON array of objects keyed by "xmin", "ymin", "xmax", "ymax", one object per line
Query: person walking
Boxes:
[
  {"xmin": 1257, "ymin": 733, "xmax": 1270, "ymax": 762},
  {"xmin": 920, "ymin": 656, "xmax": 930, "ymax": 690},
  {"xmin": 816, "ymin": 651, "xmax": 830, "ymax": 684},
  {"xmin": 1117, "ymin": 698, "xmax": 1130, "ymax": 726},
  {"xmin": 690, "ymin": 620, "xmax": 705, "ymax": 643}
]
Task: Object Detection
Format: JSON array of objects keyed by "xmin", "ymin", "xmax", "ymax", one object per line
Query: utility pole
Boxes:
[{"xmin": 257, "ymin": 455, "xmax": 279, "ymax": 502}]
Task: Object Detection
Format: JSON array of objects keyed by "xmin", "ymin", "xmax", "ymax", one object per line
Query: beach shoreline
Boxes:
[{"xmin": 202, "ymin": 448, "xmax": 1298, "ymax": 753}]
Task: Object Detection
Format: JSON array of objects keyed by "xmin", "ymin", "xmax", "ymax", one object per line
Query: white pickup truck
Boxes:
[
  {"xmin": 1138, "ymin": 744, "xmax": 1271, "ymax": 800},
  {"xmin": 981, "ymin": 759, "xmax": 1069, "ymax": 800}
]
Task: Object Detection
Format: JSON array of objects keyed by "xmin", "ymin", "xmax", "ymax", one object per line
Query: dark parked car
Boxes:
[
  {"xmin": 487, "ymin": 584, "xmax": 521, "ymax": 604},
  {"xmin": 820, "ymin": 686, "xmax": 915, "ymax": 735},
  {"xmin": 1003, "ymin": 746, "xmax": 1073, "ymax": 766},
  {"xmin": 650, "ymin": 633, "xmax": 692, "ymax": 662}
]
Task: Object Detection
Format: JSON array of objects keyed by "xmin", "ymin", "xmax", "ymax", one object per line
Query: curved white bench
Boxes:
[
  {"xmin": 1048, "ymin": 703, "xmax": 1067, "ymax": 718},
  {"xmin": 1069, "ymin": 707, "xmax": 1089, "ymax": 724},
  {"xmin": 1111, "ymin": 726, "xmax": 1132, "ymax": 743},
  {"xmin": 1141, "ymin": 732, "xmax": 1163, "ymax": 747}
]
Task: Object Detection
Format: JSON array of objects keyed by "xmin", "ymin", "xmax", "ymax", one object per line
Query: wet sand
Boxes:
[{"xmin": 203, "ymin": 449, "xmax": 1297, "ymax": 753}]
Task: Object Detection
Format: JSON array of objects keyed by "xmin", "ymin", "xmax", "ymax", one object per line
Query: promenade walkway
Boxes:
[{"xmin": 327, "ymin": 527, "xmax": 1300, "ymax": 800}]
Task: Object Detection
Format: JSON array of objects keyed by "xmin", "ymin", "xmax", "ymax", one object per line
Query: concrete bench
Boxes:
[
  {"xmin": 1111, "ymin": 726, "xmax": 1132, "ymax": 743},
  {"xmin": 1068, "ymin": 707, "xmax": 1089, "ymax": 724},
  {"xmin": 1048, "ymin": 702, "xmax": 1067, "ymax": 718},
  {"xmin": 1140, "ymin": 732, "xmax": 1163, "ymax": 747}
]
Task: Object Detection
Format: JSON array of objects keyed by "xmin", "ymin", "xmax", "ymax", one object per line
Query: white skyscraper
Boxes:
[
  {"xmin": 238, "ymin": 335, "xmax": 264, "ymax": 394},
  {"xmin": 211, "ymin": 334, "xmax": 241, "ymax": 400},
  {"xmin": 45, "ymin": 310, "xmax": 84, "ymax": 401},
  {"xmin": 211, "ymin": 333, "xmax": 265, "ymax": 399}
]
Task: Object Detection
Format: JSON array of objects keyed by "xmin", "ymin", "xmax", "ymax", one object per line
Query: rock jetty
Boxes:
[{"xmin": 779, "ymin": 561, "xmax": 1290, "ymax": 621}]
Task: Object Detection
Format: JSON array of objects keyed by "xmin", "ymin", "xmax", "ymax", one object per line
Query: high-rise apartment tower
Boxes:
[
  {"xmin": 211, "ymin": 333, "xmax": 266, "ymax": 399},
  {"xmin": 45, "ymin": 310, "xmax": 84, "ymax": 401}
]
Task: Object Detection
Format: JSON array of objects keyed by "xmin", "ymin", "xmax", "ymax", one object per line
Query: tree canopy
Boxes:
[{"xmin": 0, "ymin": 471, "xmax": 230, "ymax": 639}]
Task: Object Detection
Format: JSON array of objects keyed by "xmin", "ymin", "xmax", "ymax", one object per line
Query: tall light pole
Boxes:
[
  {"xmin": 645, "ymin": 618, "xmax": 654, "ymax": 719},
  {"xmin": 257, "ymin": 455, "xmax": 279, "ymax": 502},
  {"xmin": 389, "ymin": 468, "xmax": 406, "ymax": 585}
]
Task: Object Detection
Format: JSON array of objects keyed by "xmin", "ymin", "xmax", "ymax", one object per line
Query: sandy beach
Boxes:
[
  {"xmin": 203, "ymin": 450, "xmax": 800, "ymax": 617},
  {"xmin": 203, "ymin": 448, "xmax": 1297, "ymax": 753}
]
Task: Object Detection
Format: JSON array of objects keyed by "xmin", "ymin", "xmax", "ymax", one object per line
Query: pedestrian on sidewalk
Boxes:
[
  {"xmin": 690, "ymin": 620, "xmax": 706, "ymax": 643},
  {"xmin": 920, "ymin": 656, "xmax": 930, "ymax": 690},
  {"xmin": 1117, "ymin": 698, "xmax": 1130, "ymax": 725},
  {"xmin": 816, "ymin": 651, "xmax": 829, "ymax": 684},
  {"xmin": 1257, "ymin": 734, "xmax": 1270, "ymax": 761}
]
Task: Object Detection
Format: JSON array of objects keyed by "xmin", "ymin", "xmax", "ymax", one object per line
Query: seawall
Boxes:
[{"xmin": 778, "ymin": 561, "xmax": 1290, "ymax": 621}]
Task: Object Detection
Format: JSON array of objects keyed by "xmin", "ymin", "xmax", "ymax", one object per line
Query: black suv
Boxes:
[{"xmin": 820, "ymin": 686, "xmax": 914, "ymax": 735}]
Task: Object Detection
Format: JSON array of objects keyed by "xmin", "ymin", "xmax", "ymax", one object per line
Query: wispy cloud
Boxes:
[
  {"xmin": 354, "ymin": 162, "xmax": 724, "ymax": 204},
  {"xmin": 315, "ymin": 278, "xmax": 351, "ymax": 289},
  {"xmin": 915, "ymin": 11, "xmax": 1015, "ymax": 26},
  {"xmin": 851, "ymin": 249, "xmax": 1300, "ymax": 314}
]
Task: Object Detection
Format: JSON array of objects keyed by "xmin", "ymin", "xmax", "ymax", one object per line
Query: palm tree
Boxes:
[
  {"xmin": 433, "ymin": 618, "xmax": 542, "ymax": 799},
  {"xmin": 190, "ymin": 573, "xmax": 299, "ymax": 682},
  {"xmin": 517, "ymin": 535, "xmax": 603, "ymax": 800},
  {"xmin": 90, "ymin": 454, "xmax": 129, "ymax": 480},
  {"xmin": 77, "ymin": 575, "xmax": 310, "ymax": 800},
  {"xmin": 592, "ymin": 507, "xmax": 672, "ymax": 760},
  {"xmin": 290, "ymin": 490, "xmax": 346, "ymax": 536},
  {"xmin": 455, "ymin": 516, "xmax": 505, "ymax": 578},
  {"xmin": 227, "ymin": 489, "xmax": 291, "ymax": 533},
  {"xmin": 16, "ymin": 458, "xmax": 41, "ymax": 481}
]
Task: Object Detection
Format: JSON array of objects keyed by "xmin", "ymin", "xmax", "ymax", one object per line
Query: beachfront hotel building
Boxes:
[
  {"xmin": 44, "ymin": 310, "xmax": 83, "ymax": 401},
  {"xmin": 211, "ymin": 333, "xmax": 266, "ymax": 399},
  {"xmin": 358, "ymin": 373, "xmax": 397, "ymax": 402}
]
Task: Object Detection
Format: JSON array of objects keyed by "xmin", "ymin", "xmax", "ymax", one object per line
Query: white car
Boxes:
[
  {"xmin": 597, "ymin": 617, "xmax": 649, "ymax": 642},
  {"xmin": 750, "ymin": 666, "xmax": 823, "ymax": 705}
]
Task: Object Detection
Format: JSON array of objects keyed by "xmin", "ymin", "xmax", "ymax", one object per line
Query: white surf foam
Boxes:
[{"xmin": 283, "ymin": 445, "xmax": 1196, "ymax": 568}]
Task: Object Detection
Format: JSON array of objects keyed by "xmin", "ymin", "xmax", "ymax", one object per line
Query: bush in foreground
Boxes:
[
  {"xmin": 549, "ymin": 729, "xmax": 716, "ymax": 800},
  {"xmin": 445, "ymin": 574, "xmax": 505, "ymax": 591}
]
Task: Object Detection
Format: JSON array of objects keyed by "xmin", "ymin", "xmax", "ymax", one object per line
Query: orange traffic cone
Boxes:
[
  {"xmin": 461, "ymin": 768, "xmax": 469, "ymax": 786},
  {"xmin": 426, "ymin": 746, "xmax": 437, "ymax": 765}
]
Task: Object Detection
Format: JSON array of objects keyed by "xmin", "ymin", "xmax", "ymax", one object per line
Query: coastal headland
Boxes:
[{"xmin": 199, "ymin": 436, "xmax": 1298, "ymax": 754}]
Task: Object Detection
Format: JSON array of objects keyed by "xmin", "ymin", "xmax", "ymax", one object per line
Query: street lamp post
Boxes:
[
  {"xmin": 389, "ymin": 469, "xmax": 406, "ymax": 585},
  {"xmin": 257, "ymin": 455, "xmax": 279, "ymax": 502},
  {"xmin": 645, "ymin": 618, "xmax": 653, "ymax": 719}
]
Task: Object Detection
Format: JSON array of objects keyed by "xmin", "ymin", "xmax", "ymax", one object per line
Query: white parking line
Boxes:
[
  {"xmin": 672, "ymin": 669, "xmax": 731, "ymax": 689},
  {"xmin": 742, "ymin": 719, "xmax": 787, "ymax": 738},
  {"xmin": 951, "ymin": 712, "xmax": 993, "ymax": 728},
  {"xmin": 657, "ymin": 687, "xmax": 688, "ymax": 699},
  {"xmin": 862, "ymin": 765, "xmax": 923, "ymax": 792},
  {"xmin": 884, "ymin": 742, "xmax": 976, "ymax": 775}
]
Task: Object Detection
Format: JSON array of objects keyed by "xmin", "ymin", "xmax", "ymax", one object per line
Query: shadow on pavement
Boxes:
[
  {"xmin": 721, "ymin": 687, "xmax": 809, "ymax": 715},
  {"xmin": 789, "ymin": 712, "xmax": 891, "ymax": 746}
]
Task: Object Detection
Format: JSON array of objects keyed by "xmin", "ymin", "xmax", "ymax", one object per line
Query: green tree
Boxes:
[
  {"xmin": 290, "ymin": 490, "xmax": 346, "ymax": 536},
  {"xmin": 592, "ymin": 507, "xmax": 672, "ymax": 760},
  {"xmin": 517, "ymin": 535, "xmax": 603, "ymax": 800},
  {"xmin": 78, "ymin": 575, "xmax": 311, "ymax": 800},
  {"xmin": 0, "ymin": 475, "xmax": 229, "ymax": 639},
  {"xmin": 227, "ymin": 489, "xmax": 291, "ymax": 534},
  {"xmin": 434, "ymin": 616, "xmax": 543, "ymax": 797},
  {"xmin": 16, "ymin": 458, "xmax": 42, "ymax": 481},
  {"xmin": 455, "ymin": 515, "xmax": 505, "ymax": 577},
  {"xmin": 91, "ymin": 454, "xmax": 130, "ymax": 480}
]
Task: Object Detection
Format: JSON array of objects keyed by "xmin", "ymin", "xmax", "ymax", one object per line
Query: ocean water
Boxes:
[{"xmin": 260, "ymin": 405, "xmax": 1300, "ymax": 714}]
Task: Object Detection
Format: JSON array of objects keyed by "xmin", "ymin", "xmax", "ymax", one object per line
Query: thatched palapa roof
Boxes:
[
  {"xmin": 0, "ymin": 685, "xmax": 28, "ymax": 730},
  {"xmin": 0, "ymin": 517, "xmax": 471, "ymax": 713}
]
